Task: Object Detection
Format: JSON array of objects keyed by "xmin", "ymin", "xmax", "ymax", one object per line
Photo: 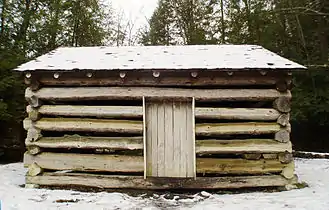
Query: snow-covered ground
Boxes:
[{"xmin": 1, "ymin": 158, "xmax": 329, "ymax": 210}]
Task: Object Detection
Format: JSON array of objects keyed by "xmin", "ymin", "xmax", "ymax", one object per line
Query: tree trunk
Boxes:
[
  {"xmin": 0, "ymin": 0, "xmax": 6, "ymax": 39},
  {"xmin": 220, "ymin": 0, "xmax": 225, "ymax": 43}
]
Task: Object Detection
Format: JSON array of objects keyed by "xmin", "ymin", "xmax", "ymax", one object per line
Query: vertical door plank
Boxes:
[
  {"xmin": 173, "ymin": 101, "xmax": 181, "ymax": 177},
  {"xmin": 180, "ymin": 101, "xmax": 187, "ymax": 176},
  {"xmin": 150, "ymin": 103, "xmax": 158, "ymax": 177},
  {"xmin": 157, "ymin": 102, "xmax": 165, "ymax": 176},
  {"xmin": 186, "ymin": 98, "xmax": 195, "ymax": 177},
  {"xmin": 164, "ymin": 101, "xmax": 174, "ymax": 177}
]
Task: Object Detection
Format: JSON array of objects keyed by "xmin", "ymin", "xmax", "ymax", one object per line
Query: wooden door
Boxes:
[{"xmin": 144, "ymin": 98, "xmax": 195, "ymax": 178}]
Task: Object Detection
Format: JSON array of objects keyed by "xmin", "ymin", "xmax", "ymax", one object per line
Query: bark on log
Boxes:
[
  {"xmin": 26, "ymin": 87, "xmax": 291, "ymax": 102},
  {"xmin": 26, "ymin": 173, "xmax": 294, "ymax": 189},
  {"xmin": 26, "ymin": 136, "xmax": 143, "ymax": 150},
  {"xmin": 195, "ymin": 139, "xmax": 292, "ymax": 154},
  {"xmin": 275, "ymin": 129, "xmax": 290, "ymax": 143},
  {"xmin": 273, "ymin": 97, "xmax": 291, "ymax": 113},
  {"xmin": 196, "ymin": 122, "xmax": 281, "ymax": 136}
]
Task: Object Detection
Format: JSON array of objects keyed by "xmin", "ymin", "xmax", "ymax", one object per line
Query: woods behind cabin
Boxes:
[{"xmin": 0, "ymin": 0, "xmax": 329, "ymax": 160}]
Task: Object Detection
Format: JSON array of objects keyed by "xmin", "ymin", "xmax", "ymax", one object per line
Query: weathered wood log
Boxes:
[
  {"xmin": 262, "ymin": 154, "xmax": 278, "ymax": 159},
  {"xmin": 25, "ymin": 88, "xmax": 41, "ymax": 108},
  {"xmin": 196, "ymin": 108, "xmax": 280, "ymax": 121},
  {"xmin": 26, "ymin": 87, "xmax": 291, "ymax": 102},
  {"xmin": 26, "ymin": 173, "xmax": 294, "ymax": 189},
  {"xmin": 276, "ymin": 80, "xmax": 289, "ymax": 92},
  {"xmin": 28, "ymin": 163, "xmax": 43, "ymax": 176},
  {"xmin": 24, "ymin": 152, "xmax": 287, "ymax": 175},
  {"xmin": 23, "ymin": 118, "xmax": 33, "ymax": 130},
  {"xmin": 26, "ymin": 105, "xmax": 281, "ymax": 121},
  {"xmin": 27, "ymin": 146, "xmax": 42, "ymax": 155},
  {"xmin": 25, "ymin": 118, "xmax": 282, "ymax": 137},
  {"xmin": 26, "ymin": 128, "xmax": 42, "ymax": 141},
  {"xmin": 281, "ymin": 162, "xmax": 295, "ymax": 179},
  {"xmin": 197, "ymin": 158, "xmax": 287, "ymax": 174},
  {"xmin": 278, "ymin": 152, "xmax": 293, "ymax": 164},
  {"xmin": 275, "ymin": 129, "xmax": 290, "ymax": 143},
  {"xmin": 26, "ymin": 127, "xmax": 42, "ymax": 142},
  {"xmin": 24, "ymin": 118, "xmax": 143, "ymax": 134},
  {"xmin": 28, "ymin": 105, "xmax": 143, "ymax": 119},
  {"xmin": 24, "ymin": 152, "xmax": 144, "ymax": 173},
  {"xmin": 195, "ymin": 139, "xmax": 292, "ymax": 154},
  {"xmin": 277, "ymin": 114, "xmax": 290, "ymax": 126},
  {"xmin": 37, "ymin": 73, "xmax": 281, "ymax": 87},
  {"xmin": 26, "ymin": 136, "xmax": 143, "ymax": 150},
  {"xmin": 273, "ymin": 96, "xmax": 291, "ymax": 113},
  {"xmin": 196, "ymin": 122, "xmax": 281, "ymax": 136},
  {"xmin": 26, "ymin": 106, "xmax": 40, "ymax": 121},
  {"xmin": 242, "ymin": 154, "xmax": 262, "ymax": 160}
]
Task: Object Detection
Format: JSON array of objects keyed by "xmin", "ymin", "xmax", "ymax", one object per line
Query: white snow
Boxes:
[
  {"xmin": 1, "ymin": 158, "xmax": 329, "ymax": 209},
  {"xmin": 15, "ymin": 45, "xmax": 306, "ymax": 71}
]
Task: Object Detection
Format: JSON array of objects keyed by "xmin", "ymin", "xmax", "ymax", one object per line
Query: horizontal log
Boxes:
[
  {"xmin": 26, "ymin": 173, "xmax": 295, "ymax": 189},
  {"xmin": 24, "ymin": 118, "xmax": 281, "ymax": 136},
  {"xmin": 27, "ymin": 105, "xmax": 281, "ymax": 121},
  {"xmin": 24, "ymin": 152, "xmax": 144, "ymax": 173},
  {"xmin": 196, "ymin": 139, "xmax": 292, "ymax": 154},
  {"xmin": 196, "ymin": 122, "xmax": 281, "ymax": 136},
  {"xmin": 26, "ymin": 136, "xmax": 292, "ymax": 154},
  {"xmin": 197, "ymin": 158, "xmax": 287, "ymax": 174},
  {"xmin": 26, "ymin": 87, "xmax": 291, "ymax": 102},
  {"xmin": 27, "ymin": 105, "xmax": 143, "ymax": 119},
  {"xmin": 38, "ymin": 74, "xmax": 280, "ymax": 87},
  {"xmin": 196, "ymin": 108, "xmax": 280, "ymax": 121},
  {"xmin": 23, "ymin": 118, "xmax": 143, "ymax": 134},
  {"xmin": 26, "ymin": 136, "xmax": 143, "ymax": 150},
  {"xmin": 24, "ymin": 153, "xmax": 287, "ymax": 175}
]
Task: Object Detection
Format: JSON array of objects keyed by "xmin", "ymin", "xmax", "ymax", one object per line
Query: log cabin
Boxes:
[{"xmin": 15, "ymin": 45, "xmax": 306, "ymax": 190}]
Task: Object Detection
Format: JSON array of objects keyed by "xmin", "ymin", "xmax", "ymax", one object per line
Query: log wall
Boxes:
[{"xmin": 23, "ymin": 71, "xmax": 296, "ymax": 190}]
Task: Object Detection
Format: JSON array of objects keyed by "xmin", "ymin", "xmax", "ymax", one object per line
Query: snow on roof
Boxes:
[{"xmin": 15, "ymin": 45, "xmax": 306, "ymax": 71}]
